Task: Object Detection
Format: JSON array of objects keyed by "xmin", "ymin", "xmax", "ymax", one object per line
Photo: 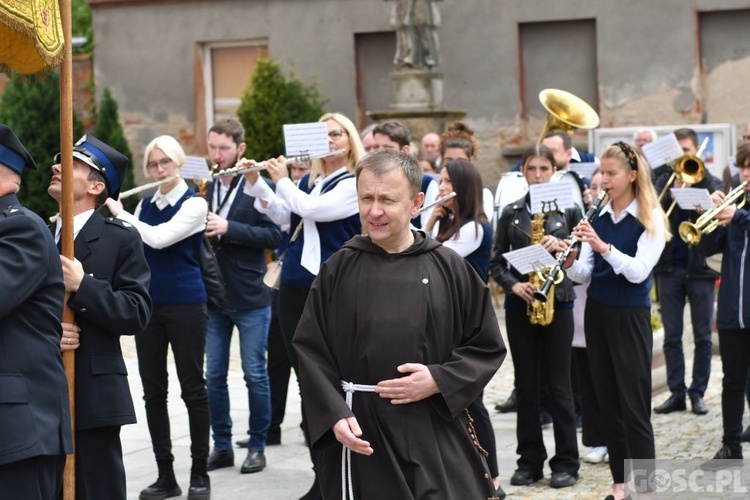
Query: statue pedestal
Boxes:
[{"xmin": 368, "ymin": 69, "xmax": 465, "ymax": 140}]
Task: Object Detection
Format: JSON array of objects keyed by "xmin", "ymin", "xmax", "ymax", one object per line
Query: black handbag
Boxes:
[{"xmin": 194, "ymin": 235, "xmax": 227, "ymax": 311}]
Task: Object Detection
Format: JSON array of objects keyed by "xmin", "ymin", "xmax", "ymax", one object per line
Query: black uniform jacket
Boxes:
[
  {"xmin": 64, "ymin": 211, "xmax": 152, "ymax": 431},
  {"xmin": 0, "ymin": 194, "xmax": 73, "ymax": 465},
  {"xmin": 490, "ymin": 194, "xmax": 583, "ymax": 303},
  {"xmin": 206, "ymin": 178, "xmax": 282, "ymax": 311}
]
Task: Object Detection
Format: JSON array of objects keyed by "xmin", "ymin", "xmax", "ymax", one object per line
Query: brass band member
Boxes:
[
  {"xmin": 562, "ymin": 142, "xmax": 668, "ymax": 500},
  {"xmin": 489, "ymin": 144, "xmax": 582, "ymax": 489}
]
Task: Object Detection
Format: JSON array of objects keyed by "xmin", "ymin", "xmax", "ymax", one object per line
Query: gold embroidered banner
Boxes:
[{"xmin": 0, "ymin": 0, "xmax": 64, "ymax": 75}]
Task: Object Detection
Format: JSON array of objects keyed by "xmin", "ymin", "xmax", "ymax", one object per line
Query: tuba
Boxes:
[
  {"xmin": 527, "ymin": 203, "xmax": 560, "ymax": 326},
  {"xmin": 537, "ymin": 89, "xmax": 600, "ymax": 144}
]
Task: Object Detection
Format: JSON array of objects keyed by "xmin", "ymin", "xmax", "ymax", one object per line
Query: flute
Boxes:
[
  {"xmin": 211, "ymin": 149, "xmax": 346, "ymax": 178},
  {"xmin": 118, "ymin": 175, "xmax": 180, "ymax": 199},
  {"xmin": 415, "ymin": 192, "xmax": 456, "ymax": 215}
]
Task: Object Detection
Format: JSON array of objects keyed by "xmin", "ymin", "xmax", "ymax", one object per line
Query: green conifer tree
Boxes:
[
  {"xmin": 95, "ymin": 87, "xmax": 137, "ymax": 211},
  {"xmin": 0, "ymin": 72, "xmax": 84, "ymax": 218},
  {"xmin": 237, "ymin": 58, "xmax": 328, "ymax": 161}
]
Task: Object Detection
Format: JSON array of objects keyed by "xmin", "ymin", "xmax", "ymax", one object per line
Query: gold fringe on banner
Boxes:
[{"xmin": 0, "ymin": 0, "xmax": 64, "ymax": 76}]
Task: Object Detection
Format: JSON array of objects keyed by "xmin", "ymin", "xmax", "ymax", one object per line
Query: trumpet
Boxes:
[
  {"xmin": 657, "ymin": 137, "xmax": 708, "ymax": 217},
  {"xmin": 118, "ymin": 175, "xmax": 180, "ymax": 199},
  {"xmin": 211, "ymin": 149, "xmax": 346, "ymax": 178},
  {"xmin": 415, "ymin": 192, "xmax": 456, "ymax": 216},
  {"xmin": 533, "ymin": 189, "xmax": 608, "ymax": 303},
  {"xmin": 678, "ymin": 181, "xmax": 748, "ymax": 245}
]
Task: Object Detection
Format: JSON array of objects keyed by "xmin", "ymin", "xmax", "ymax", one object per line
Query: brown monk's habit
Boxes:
[{"xmin": 294, "ymin": 231, "xmax": 506, "ymax": 499}]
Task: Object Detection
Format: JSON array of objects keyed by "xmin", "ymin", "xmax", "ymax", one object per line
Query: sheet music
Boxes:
[
  {"xmin": 181, "ymin": 155, "xmax": 212, "ymax": 180},
  {"xmin": 529, "ymin": 182, "xmax": 576, "ymax": 214},
  {"xmin": 670, "ymin": 187, "xmax": 715, "ymax": 212},
  {"xmin": 502, "ymin": 244, "xmax": 558, "ymax": 275},
  {"xmin": 568, "ymin": 162, "xmax": 598, "ymax": 179},
  {"xmin": 283, "ymin": 122, "xmax": 329, "ymax": 157},
  {"xmin": 641, "ymin": 133, "xmax": 683, "ymax": 169}
]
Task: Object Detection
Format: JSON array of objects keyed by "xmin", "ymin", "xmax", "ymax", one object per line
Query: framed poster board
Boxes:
[{"xmin": 588, "ymin": 123, "xmax": 737, "ymax": 179}]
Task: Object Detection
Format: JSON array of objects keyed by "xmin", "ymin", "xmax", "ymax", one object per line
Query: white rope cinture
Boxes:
[{"xmin": 340, "ymin": 380, "xmax": 377, "ymax": 500}]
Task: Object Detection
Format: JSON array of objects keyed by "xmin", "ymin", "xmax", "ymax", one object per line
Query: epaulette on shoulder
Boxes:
[
  {"xmin": 2, "ymin": 205, "xmax": 25, "ymax": 218},
  {"xmin": 105, "ymin": 216, "xmax": 135, "ymax": 231}
]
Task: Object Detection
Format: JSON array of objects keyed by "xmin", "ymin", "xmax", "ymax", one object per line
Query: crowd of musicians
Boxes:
[{"xmin": 1, "ymin": 112, "xmax": 750, "ymax": 500}]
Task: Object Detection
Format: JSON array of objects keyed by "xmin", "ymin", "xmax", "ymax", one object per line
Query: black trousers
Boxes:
[
  {"xmin": 267, "ymin": 293, "xmax": 291, "ymax": 441},
  {"xmin": 585, "ymin": 299, "xmax": 655, "ymax": 484},
  {"xmin": 278, "ymin": 284, "xmax": 317, "ymax": 464},
  {"xmin": 136, "ymin": 303, "xmax": 210, "ymax": 474},
  {"xmin": 572, "ymin": 347, "xmax": 605, "ymax": 447},
  {"xmin": 1, "ymin": 454, "xmax": 66, "ymax": 500},
  {"xmin": 76, "ymin": 426, "xmax": 125, "ymax": 500},
  {"xmin": 506, "ymin": 307, "xmax": 579, "ymax": 476},
  {"xmin": 718, "ymin": 329, "xmax": 750, "ymax": 453}
]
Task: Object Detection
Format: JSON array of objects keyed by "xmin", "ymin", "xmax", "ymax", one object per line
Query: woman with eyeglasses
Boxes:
[
  {"xmin": 241, "ymin": 112, "xmax": 364, "ymax": 500},
  {"xmin": 105, "ymin": 135, "xmax": 212, "ymax": 499}
]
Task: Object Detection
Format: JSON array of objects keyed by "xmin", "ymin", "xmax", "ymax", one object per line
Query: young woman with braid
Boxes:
[{"xmin": 562, "ymin": 141, "xmax": 669, "ymax": 500}]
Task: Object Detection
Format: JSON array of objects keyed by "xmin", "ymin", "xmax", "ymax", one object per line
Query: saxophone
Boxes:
[{"xmin": 527, "ymin": 209, "xmax": 556, "ymax": 326}]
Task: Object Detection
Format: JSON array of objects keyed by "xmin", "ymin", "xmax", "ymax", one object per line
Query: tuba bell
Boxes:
[{"xmin": 537, "ymin": 89, "xmax": 600, "ymax": 144}]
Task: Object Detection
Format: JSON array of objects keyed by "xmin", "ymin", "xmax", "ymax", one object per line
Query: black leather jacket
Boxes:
[
  {"xmin": 653, "ymin": 170, "xmax": 722, "ymax": 280},
  {"xmin": 490, "ymin": 194, "xmax": 583, "ymax": 303}
]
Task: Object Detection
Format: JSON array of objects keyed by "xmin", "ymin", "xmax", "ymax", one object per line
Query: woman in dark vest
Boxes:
[
  {"xmin": 423, "ymin": 159, "xmax": 502, "ymax": 497},
  {"xmin": 563, "ymin": 142, "xmax": 669, "ymax": 500},
  {"xmin": 107, "ymin": 135, "xmax": 211, "ymax": 500},
  {"xmin": 241, "ymin": 112, "xmax": 364, "ymax": 500}
]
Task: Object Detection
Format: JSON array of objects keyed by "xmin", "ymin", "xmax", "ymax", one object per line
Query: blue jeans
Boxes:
[{"xmin": 206, "ymin": 307, "xmax": 271, "ymax": 451}]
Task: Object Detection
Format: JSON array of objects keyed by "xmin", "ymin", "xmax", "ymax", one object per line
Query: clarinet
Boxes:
[{"xmin": 532, "ymin": 190, "xmax": 608, "ymax": 303}]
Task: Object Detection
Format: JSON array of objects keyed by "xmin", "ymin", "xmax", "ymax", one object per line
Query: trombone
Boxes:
[
  {"xmin": 678, "ymin": 181, "xmax": 748, "ymax": 245},
  {"xmin": 657, "ymin": 137, "xmax": 708, "ymax": 217}
]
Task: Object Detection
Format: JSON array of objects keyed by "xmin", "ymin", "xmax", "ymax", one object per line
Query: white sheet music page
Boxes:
[
  {"xmin": 568, "ymin": 162, "xmax": 598, "ymax": 179},
  {"xmin": 182, "ymin": 156, "xmax": 212, "ymax": 180},
  {"xmin": 641, "ymin": 133, "xmax": 683, "ymax": 169},
  {"xmin": 283, "ymin": 122, "xmax": 329, "ymax": 157},
  {"xmin": 529, "ymin": 182, "xmax": 575, "ymax": 214},
  {"xmin": 503, "ymin": 244, "xmax": 558, "ymax": 275},
  {"xmin": 670, "ymin": 187, "xmax": 715, "ymax": 212}
]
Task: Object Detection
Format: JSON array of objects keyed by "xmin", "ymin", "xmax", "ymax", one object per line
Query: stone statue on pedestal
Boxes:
[{"xmin": 387, "ymin": 0, "xmax": 441, "ymax": 69}]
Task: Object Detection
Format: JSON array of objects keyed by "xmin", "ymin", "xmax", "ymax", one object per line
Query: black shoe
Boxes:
[
  {"xmin": 235, "ymin": 437, "xmax": 249, "ymax": 448},
  {"xmin": 741, "ymin": 426, "xmax": 750, "ymax": 443},
  {"xmin": 187, "ymin": 475, "xmax": 211, "ymax": 500},
  {"xmin": 700, "ymin": 446, "xmax": 743, "ymax": 471},
  {"xmin": 549, "ymin": 471, "xmax": 578, "ymax": 488},
  {"xmin": 206, "ymin": 449, "xmax": 234, "ymax": 471},
  {"xmin": 690, "ymin": 395, "xmax": 709, "ymax": 415},
  {"xmin": 654, "ymin": 394, "xmax": 686, "ymax": 414},
  {"xmin": 240, "ymin": 450, "xmax": 266, "ymax": 474},
  {"xmin": 509, "ymin": 469, "xmax": 542, "ymax": 486},
  {"xmin": 496, "ymin": 483, "xmax": 506, "ymax": 499},
  {"xmin": 139, "ymin": 476, "xmax": 182, "ymax": 500},
  {"xmin": 494, "ymin": 392, "xmax": 517, "ymax": 413},
  {"xmin": 298, "ymin": 477, "xmax": 322, "ymax": 500}
]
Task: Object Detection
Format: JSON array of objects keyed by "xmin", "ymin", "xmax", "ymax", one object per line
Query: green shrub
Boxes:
[
  {"xmin": 0, "ymin": 72, "xmax": 84, "ymax": 218},
  {"xmin": 237, "ymin": 57, "xmax": 328, "ymax": 162}
]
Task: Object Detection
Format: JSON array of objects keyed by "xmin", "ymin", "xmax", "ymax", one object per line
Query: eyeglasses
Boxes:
[
  {"xmin": 328, "ymin": 129, "xmax": 348, "ymax": 139},
  {"xmin": 147, "ymin": 158, "xmax": 173, "ymax": 170}
]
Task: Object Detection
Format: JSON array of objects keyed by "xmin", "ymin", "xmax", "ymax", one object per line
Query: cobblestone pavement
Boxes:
[{"xmin": 120, "ymin": 301, "xmax": 742, "ymax": 499}]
